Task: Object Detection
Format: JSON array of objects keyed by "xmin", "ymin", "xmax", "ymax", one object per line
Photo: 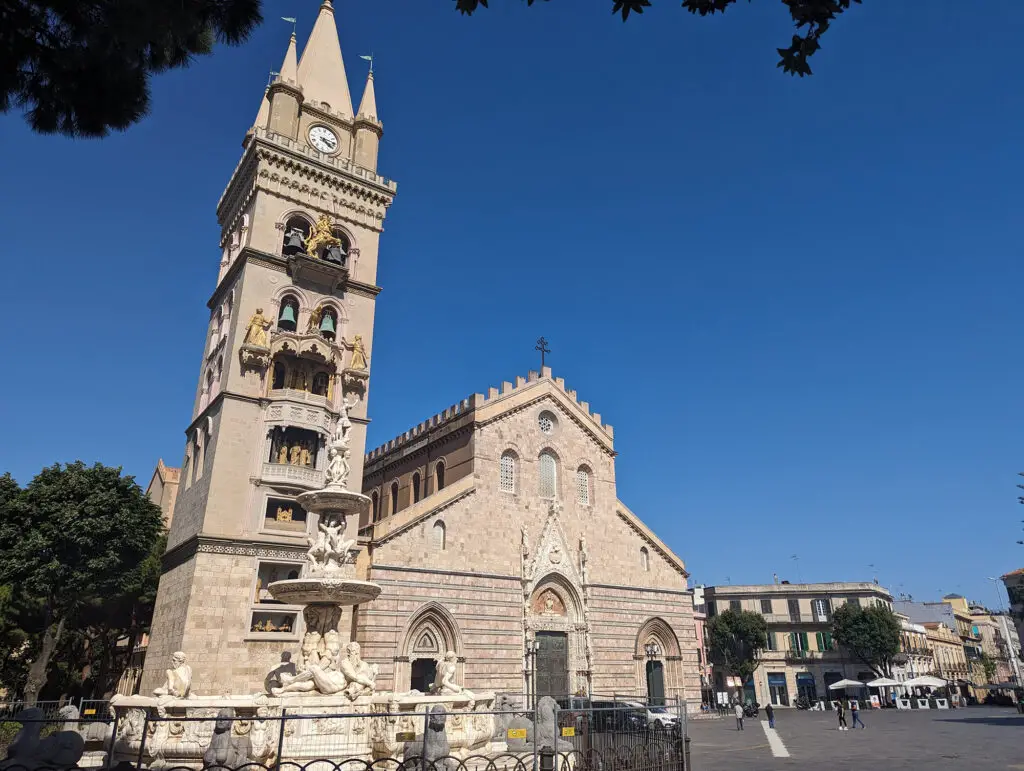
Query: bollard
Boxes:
[{"xmin": 539, "ymin": 746, "xmax": 555, "ymax": 771}]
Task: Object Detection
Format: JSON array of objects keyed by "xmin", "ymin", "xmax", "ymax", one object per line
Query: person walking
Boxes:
[
  {"xmin": 836, "ymin": 700, "xmax": 847, "ymax": 731},
  {"xmin": 851, "ymin": 700, "xmax": 866, "ymax": 729},
  {"xmin": 765, "ymin": 703, "xmax": 775, "ymax": 729},
  {"xmin": 734, "ymin": 701, "xmax": 744, "ymax": 731}
]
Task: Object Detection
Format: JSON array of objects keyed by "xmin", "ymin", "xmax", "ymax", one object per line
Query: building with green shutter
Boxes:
[{"xmin": 704, "ymin": 581, "xmax": 893, "ymax": 707}]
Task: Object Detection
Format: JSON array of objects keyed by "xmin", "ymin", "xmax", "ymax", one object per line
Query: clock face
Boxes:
[{"xmin": 309, "ymin": 126, "xmax": 338, "ymax": 154}]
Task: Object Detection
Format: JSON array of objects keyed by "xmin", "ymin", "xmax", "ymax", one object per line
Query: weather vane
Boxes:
[
  {"xmin": 281, "ymin": 16, "xmax": 297, "ymax": 35},
  {"xmin": 535, "ymin": 337, "xmax": 550, "ymax": 369},
  {"xmin": 360, "ymin": 53, "xmax": 374, "ymax": 74}
]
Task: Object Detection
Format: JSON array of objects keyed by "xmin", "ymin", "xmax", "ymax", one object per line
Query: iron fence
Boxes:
[{"xmin": 1, "ymin": 700, "xmax": 683, "ymax": 771}]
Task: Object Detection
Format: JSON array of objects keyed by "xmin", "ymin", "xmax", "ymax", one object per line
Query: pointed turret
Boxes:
[
  {"xmin": 297, "ymin": 1, "xmax": 354, "ymax": 119},
  {"xmin": 356, "ymin": 70, "xmax": 377, "ymax": 122},
  {"xmin": 279, "ymin": 32, "xmax": 298, "ymax": 85}
]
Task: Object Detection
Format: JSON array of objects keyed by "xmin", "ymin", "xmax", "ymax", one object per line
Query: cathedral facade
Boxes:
[{"xmin": 143, "ymin": 1, "xmax": 700, "ymax": 709}]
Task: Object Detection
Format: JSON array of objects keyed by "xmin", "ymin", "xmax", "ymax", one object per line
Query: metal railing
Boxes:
[{"xmin": 0, "ymin": 699, "xmax": 685, "ymax": 771}]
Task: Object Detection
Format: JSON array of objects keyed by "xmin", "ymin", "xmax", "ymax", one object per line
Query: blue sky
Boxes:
[{"xmin": 0, "ymin": 1, "xmax": 1021, "ymax": 608}]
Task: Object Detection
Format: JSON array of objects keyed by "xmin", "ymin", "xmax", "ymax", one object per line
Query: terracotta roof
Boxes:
[{"xmin": 1001, "ymin": 568, "xmax": 1024, "ymax": 578}]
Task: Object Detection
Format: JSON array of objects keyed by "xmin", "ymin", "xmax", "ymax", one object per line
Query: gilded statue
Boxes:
[
  {"xmin": 289, "ymin": 445, "xmax": 302, "ymax": 465},
  {"xmin": 306, "ymin": 306, "xmax": 323, "ymax": 334},
  {"xmin": 304, "ymin": 215, "xmax": 342, "ymax": 259},
  {"xmin": 345, "ymin": 335, "xmax": 369, "ymax": 371},
  {"xmin": 299, "ymin": 444, "xmax": 312, "ymax": 466},
  {"xmin": 276, "ymin": 506, "xmax": 293, "ymax": 522},
  {"xmin": 243, "ymin": 309, "xmax": 272, "ymax": 348},
  {"xmin": 277, "ymin": 445, "xmax": 289, "ymax": 464}
]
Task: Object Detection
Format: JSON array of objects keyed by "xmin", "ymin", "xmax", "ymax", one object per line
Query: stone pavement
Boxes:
[{"xmin": 686, "ymin": 707, "xmax": 1024, "ymax": 770}]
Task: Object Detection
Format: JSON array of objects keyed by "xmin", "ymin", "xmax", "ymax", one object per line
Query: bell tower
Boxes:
[{"xmin": 143, "ymin": 2, "xmax": 396, "ymax": 695}]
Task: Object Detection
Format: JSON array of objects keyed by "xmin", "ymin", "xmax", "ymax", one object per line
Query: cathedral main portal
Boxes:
[{"xmin": 535, "ymin": 631, "xmax": 569, "ymax": 699}]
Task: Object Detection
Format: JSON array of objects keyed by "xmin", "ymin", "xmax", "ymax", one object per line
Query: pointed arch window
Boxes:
[
  {"xmin": 640, "ymin": 547, "xmax": 650, "ymax": 573},
  {"xmin": 413, "ymin": 472, "xmax": 422, "ymax": 504},
  {"xmin": 500, "ymin": 451, "xmax": 517, "ymax": 494},
  {"xmin": 539, "ymin": 451, "xmax": 557, "ymax": 499},
  {"xmin": 371, "ymin": 490, "xmax": 380, "ymax": 522},
  {"xmin": 390, "ymin": 481, "xmax": 400, "ymax": 515},
  {"xmin": 433, "ymin": 520, "xmax": 446, "ymax": 551},
  {"xmin": 435, "ymin": 460, "xmax": 446, "ymax": 492},
  {"xmin": 576, "ymin": 466, "xmax": 591, "ymax": 506}
]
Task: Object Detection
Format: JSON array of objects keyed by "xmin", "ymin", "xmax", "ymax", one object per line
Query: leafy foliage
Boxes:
[
  {"xmin": 1, "ymin": 0, "xmax": 262, "ymax": 137},
  {"xmin": 979, "ymin": 652, "xmax": 997, "ymax": 682},
  {"xmin": 831, "ymin": 602, "xmax": 901, "ymax": 678},
  {"xmin": 0, "ymin": 463, "xmax": 165, "ymax": 700},
  {"xmin": 454, "ymin": 0, "xmax": 861, "ymax": 75},
  {"xmin": 706, "ymin": 609, "xmax": 768, "ymax": 685}
]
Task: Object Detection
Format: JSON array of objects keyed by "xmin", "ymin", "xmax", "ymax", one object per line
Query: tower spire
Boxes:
[
  {"xmin": 356, "ymin": 69, "xmax": 377, "ymax": 122},
  {"xmin": 297, "ymin": 0, "xmax": 354, "ymax": 119}
]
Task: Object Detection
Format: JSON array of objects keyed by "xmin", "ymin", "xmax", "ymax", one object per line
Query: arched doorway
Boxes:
[
  {"xmin": 397, "ymin": 602, "xmax": 462, "ymax": 693},
  {"xmin": 635, "ymin": 618, "xmax": 682, "ymax": 705},
  {"xmin": 527, "ymin": 577, "xmax": 588, "ymax": 703}
]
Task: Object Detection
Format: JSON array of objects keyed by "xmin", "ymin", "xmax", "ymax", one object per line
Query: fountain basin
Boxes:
[
  {"xmin": 296, "ymin": 488, "xmax": 370, "ymax": 515},
  {"xmin": 268, "ymin": 577, "xmax": 382, "ymax": 606}
]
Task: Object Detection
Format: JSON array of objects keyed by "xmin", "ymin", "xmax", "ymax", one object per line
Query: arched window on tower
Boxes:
[
  {"xmin": 432, "ymin": 520, "xmax": 446, "ymax": 551},
  {"xmin": 576, "ymin": 466, "xmax": 591, "ymax": 506},
  {"xmin": 272, "ymin": 361, "xmax": 286, "ymax": 390},
  {"xmin": 539, "ymin": 451, "xmax": 557, "ymax": 499},
  {"xmin": 390, "ymin": 481, "xmax": 400, "ymax": 515},
  {"xmin": 323, "ymin": 229, "xmax": 350, "ymax": 266},
  {"xmin": 282, "ymin": 216, "xmax": 311, "ymax": 256},
  {"xmin": 212, "ymin": 356, "xmax": 223, "ymax": 397},
  {"xmin": 412, "ymin": 472, "xmax": 421, "ymax": 504},
  {"xmin": 500, "ymin": 451, "xmax": 517, "ymax": 494},
  {"xmin": 435, "ymin": 460, "xmax": 446, "ymax": 492},
  {"xmin": 210, "ymin": 308, "xmax": 223, "ymax": 353},
  {"xmin": 640, "ymin": 547, "xmax": 650, "ymax": 573},
  {"xmin": 371, "ymin": 490, "xmax": 380, "ymax": 522},
  {"xmin": 278, "ymin": 295, "xmax": 299, "ymax": 332}
]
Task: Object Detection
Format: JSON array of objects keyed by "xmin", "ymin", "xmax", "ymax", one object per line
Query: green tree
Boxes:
[
  {"xmin": 2, "ymin": 0, "xmax": 262, "ymax": 137},
  {"xmin": 706, "ymin": 609, "xmax": 768, "ymax": 692},
  {"xmin": 978, "ymin": 652, "xmax": 998, "ymax": 683},
  {"xmin": 455, "ymin": 0, "xmax": 860, "ymax": 76},
  {"xmin": 0, "ymin": 463, "xmax": 164, "ymax": 703},
  {"xmin": 831, "ymin": 602, "xmax": 901, "ymax": 678}
]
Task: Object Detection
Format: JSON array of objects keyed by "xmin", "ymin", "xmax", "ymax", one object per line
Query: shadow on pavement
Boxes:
[{"xmin": 935, "ymin": 716, "xmax": 1024, "ymax": 727}]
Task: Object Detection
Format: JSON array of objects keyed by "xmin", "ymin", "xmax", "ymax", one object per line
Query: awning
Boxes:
[
  {"xmin": 866, "ymin": 678, "xmax": 900, "ymax": 688},
  {"xmin": 828, "ymin": 679, "xmax": 866, "ymax": 690},
  {"xmin": 903, "ymin": 676, "xmax": 947, "ymax": 688}
]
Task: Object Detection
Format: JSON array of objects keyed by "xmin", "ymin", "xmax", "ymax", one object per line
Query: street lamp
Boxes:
[
  {"xmin": 644, "ymin": 642, "xmax": 662, "ymax": 659},
  {"xmin": 525, "ymin": 639, "xmax": 540, "ymax": 708}
]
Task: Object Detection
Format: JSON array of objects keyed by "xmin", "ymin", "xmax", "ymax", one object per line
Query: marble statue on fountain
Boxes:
[{"xmin": 272, "ymin": 640, "xmax": 377, "ymax": 699}]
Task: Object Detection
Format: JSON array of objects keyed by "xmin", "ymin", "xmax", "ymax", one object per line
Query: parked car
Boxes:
[{"xmin": 623, "ymin": 701, "xmax": 679, "ymax": 730}]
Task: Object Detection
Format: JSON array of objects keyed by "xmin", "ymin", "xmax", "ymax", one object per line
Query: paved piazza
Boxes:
[{"xmin": 687, "ymin": 707, "xmax": 1024, "ymax": 770}]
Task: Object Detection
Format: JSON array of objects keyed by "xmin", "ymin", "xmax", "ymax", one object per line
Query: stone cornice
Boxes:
[
  {"xmin": 210, "ymin": 249, "xmax": 381, "ymax": 304},
  {"xmin": 615, "ymin": 505, "xmax": 689, "ymax": 580},
  {"xmin": 162, "ymin": 534, "xmax": 307, "ymax": 573},
  {"xmin": 587, "ymin": 582, "xmax": 694, "ymax": 598}
]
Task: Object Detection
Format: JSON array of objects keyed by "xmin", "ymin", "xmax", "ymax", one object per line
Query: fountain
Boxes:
[{"xmin": 108, "ymin": 398, "xmax": 500, "ymax": 769}]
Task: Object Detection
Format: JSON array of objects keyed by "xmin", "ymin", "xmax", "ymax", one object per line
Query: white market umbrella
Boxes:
[
  {"xmin": 866, "ymin": 678, "xmax": 900, "ymax": 688},
  {"xmin": 828, "ymin": 679, "xmax": 866, "ymax": 690},
  {"xmin": 903, "ymin": 676, "xmax": 946, "ymax": 688}
]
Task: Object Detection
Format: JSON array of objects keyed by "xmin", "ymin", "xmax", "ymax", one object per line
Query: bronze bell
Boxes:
[
  {"xmin": 283, "ymin": 229, "xmax": 306, "ymax": 255},
  {"xmin": 278, "ymin": 304, "xmax": 297, "ymax": 331},
  {"xmin": 324, "ymin": 243, "xmax": 346, "ymax": 265},
  {"xmin": 319, "ymin": 313, "xmax": 336, "ymax": 339}
]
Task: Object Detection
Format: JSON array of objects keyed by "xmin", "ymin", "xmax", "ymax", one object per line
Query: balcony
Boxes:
[
  {"xmin": 260, "ymin": 462, "xmax": 324, "ymax": 490},
  {"xmin": 763, "ymin": 613, "xmax": 832, "ymax": 625},
  {"xmin": 785, "ymin": 649, "xmax": 823, "ymax": 662}
]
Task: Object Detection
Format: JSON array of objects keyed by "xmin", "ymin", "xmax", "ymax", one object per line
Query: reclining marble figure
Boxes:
[{"xmin": 272, "ymin": 641, "xmax": 377, "ymax": 698}]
